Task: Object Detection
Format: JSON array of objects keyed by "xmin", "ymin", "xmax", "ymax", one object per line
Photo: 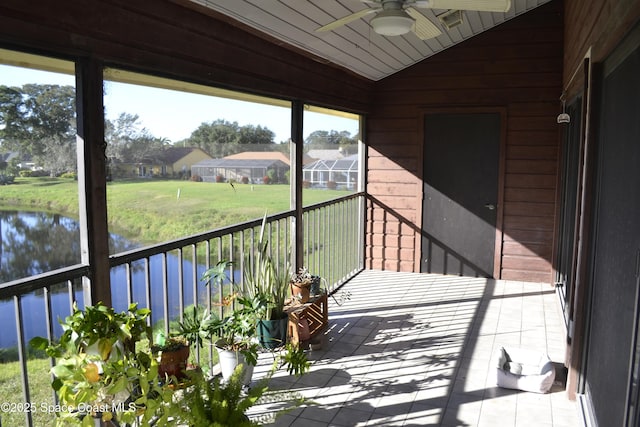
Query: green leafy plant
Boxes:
[
  {"xmin": 200, "ymin": 260, "xmax": 233, "ymax": 293},
  {"xmin": 206, "ymin": 293, "xmax": 263, "ymax": 367},
  {"xmin": 199, "ymin": 259, "xmax": 263, "ymax": 365},
  {"xmin": 199, "ymin": 256, "xmax": 310, "ymax": 383},
  {"xmin": 171, "ymin": 260, "xmax": 235, "ymax": 357},
  {"xmin": 32, "ymin": 302, "xmax": 151, "ymax": 360},
  {"xmin": 170, "ymin": 365, "xmax": 264, "ymax": 426},
  {"xmin": 151, "ymin": 335, "xmax": 189, "ymax": 353},
  {"xmin": 168, "ymin": 346, "xmax": 309, "ymax": 426},
  {"xmin": 243, "ymin": 213, "xmax": 291, "ymax": 321},
  {"xmin": 29, "ymin": 303, "xmax": 175, "ymax": 426},
  {"xmin": 175, "ymin": 305, "xmax": 210, "ymax": 351},
  {"xmin": 27, "ymin": 300, "xmax": 310, "ymax": 426}
]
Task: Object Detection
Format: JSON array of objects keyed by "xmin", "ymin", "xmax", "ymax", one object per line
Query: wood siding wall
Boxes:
[
  {"xmin": 560, "ymin": 0, "xmax": 640, "ymax": 402},
  {"xmin": 367, "ymin": 1, "xmax": 564, "ymax": 282},
  {"xmin": 0, "ymin": 0, "xmax": 373, "ymax": 114},
  {"xmin": 563, "ymin": 0, "xmax": 640, "ymax": 97}
]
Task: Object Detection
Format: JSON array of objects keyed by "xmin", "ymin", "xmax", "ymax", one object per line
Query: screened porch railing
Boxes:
[{"xmin": 0, "ymin": 192, "xmax": 364, "ymax": 427}]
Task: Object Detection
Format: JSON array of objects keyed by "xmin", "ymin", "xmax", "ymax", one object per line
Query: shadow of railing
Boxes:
[
  {"xmin": 366, "ymin": 195, "xmax": 491, "ymax": 277},
  {"xmin": 254, "ymin": 271, "xmax": 563, "ymax": 426}
]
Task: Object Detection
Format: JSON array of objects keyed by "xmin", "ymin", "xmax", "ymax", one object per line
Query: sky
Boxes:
[{"xmin": 0, "ymin": 64, "xmax": 359, "ymax": 144}]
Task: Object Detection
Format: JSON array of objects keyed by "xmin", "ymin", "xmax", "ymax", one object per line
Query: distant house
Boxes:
[
  {"xmin": 0, "ymin": 152, "xmax": 14, "ymax": 166},
  {"xmin": 158, "ymin": 147, "xmax": 212, "ymax": 177},
  {"xmin": 0, "ymin": 151, "xmax": 39, "ymax": 171},
  {"xmin": 224, "ymin": 150, "xmax": 315, "ymax": 166},
  {"xmin": 191, "ymin": 158, "xmax": 289, "ymax": 183},
  {"xmin": 111, "ymin": 147, "xmax": 212, "ymax": 178},
  {"xmin": 303, "ymin": 154, "xmax": 358, "ymax": 189}
]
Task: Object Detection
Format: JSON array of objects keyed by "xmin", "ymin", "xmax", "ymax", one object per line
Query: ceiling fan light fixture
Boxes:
[{"xmin": 371, "ymin": 9, "xmax": 415, "ymax": 36}]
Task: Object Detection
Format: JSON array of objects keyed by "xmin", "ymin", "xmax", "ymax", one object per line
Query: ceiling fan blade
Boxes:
[
  {"xmin": 317, "ymin": 8, "xmax": 379, "ymax": 32},
  {"xmin": 406, "ymin": 7, "xmax": 442, "ymax": 39},
  {"xmin": 416, "ymin": 0, "xmax": 511, "ymax": 13}
]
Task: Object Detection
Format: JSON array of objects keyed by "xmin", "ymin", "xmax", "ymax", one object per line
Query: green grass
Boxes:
[
  {"xmin": 0, "ymin": 358, "xmax": 56, "ymax": 427},
  {"xmin": 0, "ymin": 177, "xmax": 350, "ymax": 246}
]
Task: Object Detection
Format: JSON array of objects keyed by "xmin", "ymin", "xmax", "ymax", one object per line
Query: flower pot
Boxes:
[
  {"xmin": 257, "ymin": 317, "xmax": 288, "ymax": 349},
  {"xmin": 310, "ymin": 276, "xmax": 322, "ymax": 296},
  {"xmin": 215, "ymin": 341, "xmax": 254, "ymax": 386},
  {"xmin": 158, "ymin": 345, "xmax": 190, "ymax": 379},
  {"xmin": 290, "ymin": 282, "xmax": 311, "ymax": 303}
]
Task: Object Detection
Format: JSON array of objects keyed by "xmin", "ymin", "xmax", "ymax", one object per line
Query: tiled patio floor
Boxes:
[{"xmin": 249, "ymin": 270, "xmax": 583, "ymax": 426}]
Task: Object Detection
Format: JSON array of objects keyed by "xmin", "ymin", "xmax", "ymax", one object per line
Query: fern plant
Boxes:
[
  {"xmin": 170, "ymin": 344, "xmax": 309, "ymax": 426},
  {"xmin": 172, "ymin": 365, "xmax": 265, "ymax": 426}
]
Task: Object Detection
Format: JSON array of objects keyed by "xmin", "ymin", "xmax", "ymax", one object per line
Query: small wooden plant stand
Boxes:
[{"xmin": 285, "ymin": 293, "xmax": 328, "ymax": 347}]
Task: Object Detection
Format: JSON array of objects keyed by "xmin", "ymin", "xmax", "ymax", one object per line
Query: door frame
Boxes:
[{"xmin": 417, "ymin": 107, "xmax": 507, "ymax": 279}]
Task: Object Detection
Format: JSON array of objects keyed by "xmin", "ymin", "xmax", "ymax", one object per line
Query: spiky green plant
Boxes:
[{"xmin": 243, "ymin": 213, "xmax": 291, "ymax": 320}]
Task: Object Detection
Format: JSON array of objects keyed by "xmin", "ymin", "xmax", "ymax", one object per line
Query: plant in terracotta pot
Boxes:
[
  {"xmin": 243, "ymin": 214, "xmax": 291, "ymax": 350},
  {"xmin": 151, "ymin": 333, "xmax": 190, "ymax": 380},
  {"xmin": 290, "ymin": 267, "xmax": 315, "ymax": 304}
]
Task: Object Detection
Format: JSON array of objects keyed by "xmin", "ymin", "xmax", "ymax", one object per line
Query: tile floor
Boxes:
[{"xmin": 248, "ymin": 270, "xmax": 583, "ymax": 426}]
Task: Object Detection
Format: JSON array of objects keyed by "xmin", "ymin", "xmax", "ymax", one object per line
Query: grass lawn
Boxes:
[
  {"xmin": 0, "ymin": 177, "xmax": 350, "ymax": 246},
  {"xmin": 0, "ymin": 358, "xmax": 55, "ymax": 427}
]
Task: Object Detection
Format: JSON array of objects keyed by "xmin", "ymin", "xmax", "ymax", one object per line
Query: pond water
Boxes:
[{"xmin": 0, "ymin": 211, "xmax": 224, "ymax": 350}]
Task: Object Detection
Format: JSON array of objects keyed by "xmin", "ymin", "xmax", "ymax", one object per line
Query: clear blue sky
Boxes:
[{"xmin": 0, "ymin": 64, "xmax": 359, "ymax": 144}]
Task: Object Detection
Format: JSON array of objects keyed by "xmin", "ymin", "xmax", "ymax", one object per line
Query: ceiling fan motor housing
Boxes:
[{"xmin": 371, "ymin": 2, "xmax": 415, "ymax": 36}]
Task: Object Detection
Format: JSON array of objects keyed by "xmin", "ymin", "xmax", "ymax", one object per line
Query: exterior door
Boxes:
[
  {"xmin": 421, "ymin": 112, "xmax": 501, "ymax": 277},
  {"xmin": 582, "ymin": 31, "xmax": 640, "ymax": 427}
]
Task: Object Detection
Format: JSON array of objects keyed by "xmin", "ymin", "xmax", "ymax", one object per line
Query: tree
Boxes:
[
  {"xmin": 105, "ymin": 112, "xmax": 167, "ymax": 165},
  {"xmin": 0, "ymin": 84, "xmax": 77, "ymax": 175},
  {"xmin": 304, "ymin": 129, "xmax": 358, "ymax": 154},
  {"xmin": 0, "ymin": 86, "xmax": 25, "ymax": 142},
  {"xmin": 237, "ymin": 124, "xmax": 274, "ymax": 145},
  {"xmin": 181, "ymin": 119, "xmax": 276, "ymax": 157}
]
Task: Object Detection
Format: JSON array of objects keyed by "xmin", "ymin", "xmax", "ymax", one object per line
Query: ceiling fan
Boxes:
[{"xmin": 316, "ymin": 0, "xmax": 512, "ymax": 39}]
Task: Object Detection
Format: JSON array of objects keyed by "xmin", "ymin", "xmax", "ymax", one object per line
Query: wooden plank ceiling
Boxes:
[{"xmin": 186, "ymin": 0, "xmax": 552, "ymax": 81}]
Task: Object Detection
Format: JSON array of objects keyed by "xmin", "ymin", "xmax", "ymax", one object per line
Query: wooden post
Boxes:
[
  {"xmin": 291, "ymin": 100, "xmax": 304, "ymax": 273},
  {"xmin": 76, "ymin": 57, "xmax": 111, "ymax": 307}
]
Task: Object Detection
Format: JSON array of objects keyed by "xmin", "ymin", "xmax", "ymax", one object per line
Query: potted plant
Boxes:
[
  {"xmin": 176, "ymin": 304, "xmax": 211, "ymax": 358},
  {"xmin": 199, "ymin": 260, "xmax": 259, "ymax": 385},
  {"xmin": 31, "ymin": 301, "xmax": 152, "ymax": 372},
  {"xmin": 151, "ymin": 333, "xmax": 190, "ymax": 380},
  {"xmin": 290, "ymin": 267, "xmax": 315, "ymax": 304},
  {"xmin": 198, "ymin": 256, "xmax": 310, "ymax": 386},
  {"xmin": 168, "ymin": 346, "xmax": 309, "ymax": 426},
  {"xmin": 205, "ymin": 292, "xmax": 262, "ymax": 385},
  {"xmin": 30, "ymin": 302, "xmax": 174, "ymax": 426},
  {"xmin": 243, "ymin": 214, "xmax": 291, "ymax": 349},
  {"xmin": 170, "ymin": 365, "xmax": 260, "ymax": 426},
  {"xmin": 309, "ymin": 273, "xmax": 325, "ymax": 297}
]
